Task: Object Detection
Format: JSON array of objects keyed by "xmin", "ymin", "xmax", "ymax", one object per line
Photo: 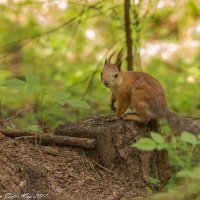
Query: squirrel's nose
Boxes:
[{"xmin": 104, "ymin": 82, "xmax": 109, "ymax": 87}]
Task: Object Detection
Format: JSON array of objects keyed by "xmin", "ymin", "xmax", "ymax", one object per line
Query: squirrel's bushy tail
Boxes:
[{"xmin": 163, "ymin": 110, "xmax": 200, "ymax": 135}]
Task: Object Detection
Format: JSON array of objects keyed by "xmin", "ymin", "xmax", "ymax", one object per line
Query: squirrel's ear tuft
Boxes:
[
  {"xmin": 116, "ymin": 48, "xmax": 124, "ymax": 71},
  {"xmin": 107, "ymin": 51, "xmax": 115, "ymax": 63},
  {"xmin": 104, "ymin": 59, "xmax": 108, "ymax": 65}
]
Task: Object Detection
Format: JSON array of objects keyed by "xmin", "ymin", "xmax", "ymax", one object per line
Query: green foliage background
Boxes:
[{"xmin": 0, "ymin": 0, "xmax": 200, "ymax": 130}]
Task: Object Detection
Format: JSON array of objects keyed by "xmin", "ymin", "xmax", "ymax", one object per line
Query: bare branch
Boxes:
[
  {"xmin": 0, "ymin": 129, "xmax": 30, "ymax": 137},
  {"xmin": 15, "ymin": 135, "xmax": 97, "ymax": 149},
  {"xmin": 0, "ymin": 106, "xmax": 35, "ymax": 123}
]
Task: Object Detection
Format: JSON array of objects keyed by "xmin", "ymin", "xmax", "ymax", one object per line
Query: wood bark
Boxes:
[
  {"xmin": 0, "ymin": 129, "xmax": 96, "ymax": 149},
  {"xmin": 16, "ymin": 135, "xmax": 96, "ymax": 149},
  {"xmin": 55, "ymin": 114, "xmax": 171, "ymax": 184}
]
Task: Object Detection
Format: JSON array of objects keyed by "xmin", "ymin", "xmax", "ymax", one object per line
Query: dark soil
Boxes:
[{"xmin": 0, "ymin": 137, "xmax": 151, "ymax": 200}]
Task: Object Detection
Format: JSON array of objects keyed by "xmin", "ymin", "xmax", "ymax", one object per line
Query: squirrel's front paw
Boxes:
[
  {"xmin": 122, "ymin": 115, "xmax": 135, "ymax": 121},
  {"xmin": 105, "ymin": 114, "xmax": 120, "ymax": 122}
]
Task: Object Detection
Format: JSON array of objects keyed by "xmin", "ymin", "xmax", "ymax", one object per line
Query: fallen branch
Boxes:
[
  {"xmin": 0, "ymin": 129, "xmax": 30, "ymax": 137},
  {"xmin": 15, "ymin": 135, "xmax": 96, "ymax": 149},
  {"xmin": 0, "ymin": 106, "xmax": 35, "ymax": 123},
  {"xmin": 0, "ymin": 127, "xmax": 96, "ymax": 148}
]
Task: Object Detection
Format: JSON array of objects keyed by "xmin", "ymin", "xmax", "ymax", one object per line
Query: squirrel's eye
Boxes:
[
  {"xmin": 101, "ymin": 72, "xmax": 103, "ymax": 76},
  {"xmin": 114, "ymin": 73, "xmax": 118, "ymax": 78}
]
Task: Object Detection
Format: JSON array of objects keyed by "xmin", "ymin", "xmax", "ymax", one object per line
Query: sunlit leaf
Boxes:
[
  {"xmin": 55, "ymin": 92, "xmax": 71, "ymax": 105},
  {"xmin": 6, "ymin": 124, "xmax": 17, "ymax": 131},
  {"xmin": 66, "ymin": 98, "xmax": 91, "ymax": 109},
  {"xmin": 151, "ymin": 132, "xmax": 165, "ymax": 144},
  {"xmin": 131, "ymin": 138, "xmax": 156, "ymax": 151},
  {"xmin": 156, "ymin": 143, "xmax": 168, "ymax": 150},
  {"xmin": 24, "ymin": 125, "xmax": 41, "ymax": 132},
  {"xmin": 180, "ymin": 131, "xmax": 197, "ymax": 145}
]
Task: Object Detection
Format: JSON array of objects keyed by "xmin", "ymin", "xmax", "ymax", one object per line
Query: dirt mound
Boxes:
[{"xmin": 0, "ymin": 138, "xmax": 150, "ymax": 200}]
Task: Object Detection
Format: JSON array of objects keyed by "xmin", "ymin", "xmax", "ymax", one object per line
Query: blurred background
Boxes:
[{"xmin": 0, "ymin": 0, "xmax": 200, "ymax": 130}]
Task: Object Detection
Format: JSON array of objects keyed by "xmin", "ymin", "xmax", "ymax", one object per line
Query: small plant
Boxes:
[
  {"xmin": 6, "ymin": 124, "xmax": 18, "ymax": 131},
  {"xmin": 1, "ymin": 72, "xmax": 91, "ymax": 131},
  {"xmin": 23, "ymin": 124, "xmax": 41, "ymax": 133},
  {"xmin": 132, "ymin": 131, "xmax": 200, "ymax": 199}
]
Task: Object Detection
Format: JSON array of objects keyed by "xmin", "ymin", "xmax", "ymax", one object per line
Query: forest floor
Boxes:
[{"xmin": 0, "ymin": 136, "xmax": 152, "ymax": 200}]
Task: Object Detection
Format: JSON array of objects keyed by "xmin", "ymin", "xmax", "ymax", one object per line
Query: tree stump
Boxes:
[{"xmin": 55, "ymin": 114, "xmax": 171, "ymax": 184}]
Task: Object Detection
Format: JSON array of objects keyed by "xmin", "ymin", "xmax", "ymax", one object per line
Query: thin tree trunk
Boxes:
[
  {"xmin": 124, "ymin": 0, "xmax": 133, "ymax": 71},
  {"xmin": 132, "ymin": 1, "xmax": 141, "ymax": 70}
]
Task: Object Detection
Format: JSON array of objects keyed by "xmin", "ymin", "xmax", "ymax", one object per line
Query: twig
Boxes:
[
  {"xmin": 93, "ymin": 160, "xmax": 113, "ymax": 174},
  {"xmin": 0, "ymin": 129, "xmax": 30, "ymax": 137},
  {"xmin": 0, "ymin": 106, "xmax": 35, "ymax": 123},
  {"xmin": 14, "ymin": 135, "xmax": 35, "ymax": 140},
  {"xmin": 66, "ymin": 0, "xmax": 87, "ymax": 50}
]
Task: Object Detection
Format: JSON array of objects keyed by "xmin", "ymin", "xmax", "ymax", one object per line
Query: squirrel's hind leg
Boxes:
[
  {"xmin": 125, "ymin": 95, "xmax": 153, "ymax": 123},
  {"xmin": 114, "ymin": 99, "xmax": 130, "ymax": 120},
  {"xmin": 123, "ymin": 113, "xmax": 148, "ymax": 124},
  {"xmin": 105, "ymin": 99, "xmax": 130, "ymax": 122}
]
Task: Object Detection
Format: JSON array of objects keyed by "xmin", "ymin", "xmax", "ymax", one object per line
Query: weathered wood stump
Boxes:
[{"xmin": 55, "ymin": 114, "xmax": 171, "ymax": 184}]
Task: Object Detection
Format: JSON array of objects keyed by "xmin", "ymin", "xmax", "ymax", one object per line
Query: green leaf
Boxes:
[
  {"xmin": 55, "ymin": 92, "xmax": 71, "ymax": 105},
  {"xmin": 3, "ymin": 79, "xmax": 26, "ymax": 89},
  {"xmin": 149, "ymin": 177, "xmax": 160, "ymax": 185},
  {"xmin": 181, "ymin": 131, "xmax": 197, "ymax": 145},
  {"xmin": 26, "ymin": 85, "xmax": 37, "ymax": 93},
  {"xmin": 131, "ymin": 138, "xmax": 156, "ymax": 151},
  {"xmin": 176, "ymin": 169, "xmax": 192, "ymax": 178},
  {"xmin": 25, "ymin": 72, "xmax": 37, "ymax": 85},
  {"xmin": 150, "ymin": 132, "xmax": 165, "ymax": 144},
  {"xmin": 6, "ymin": 124, "xmax": 17, "ymax": 131},
  {"xmin": 161, "ymin": 125, "xmax": 171, "ymax": 134},
  {"xmin": 66, "ymin": 98, "xmax": 91, "ymax": 109},
  {"xmin": 196, "ymin": 195, "xmax": 200, "ymax": 200},
  {"xmin": 156, "ymin": 143, "xmax": 168, "ymax": 150},
  {"xmin": 25, "ymin": 125, "xmax": 41, "ymax": 132},
  {"xmin": 171, "ymin": 136, "xmax": 177, "ymax": 147}
]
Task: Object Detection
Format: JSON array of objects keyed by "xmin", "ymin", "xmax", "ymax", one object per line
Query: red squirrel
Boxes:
[{"xmin": 101, "ymin": 49, "xmax": 200, "ymax": 135}]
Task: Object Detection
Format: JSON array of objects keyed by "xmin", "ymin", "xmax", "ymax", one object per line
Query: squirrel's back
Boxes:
[{"xmin": 121, "ymin": 71, "xmax": 169, "ymax": 118}]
